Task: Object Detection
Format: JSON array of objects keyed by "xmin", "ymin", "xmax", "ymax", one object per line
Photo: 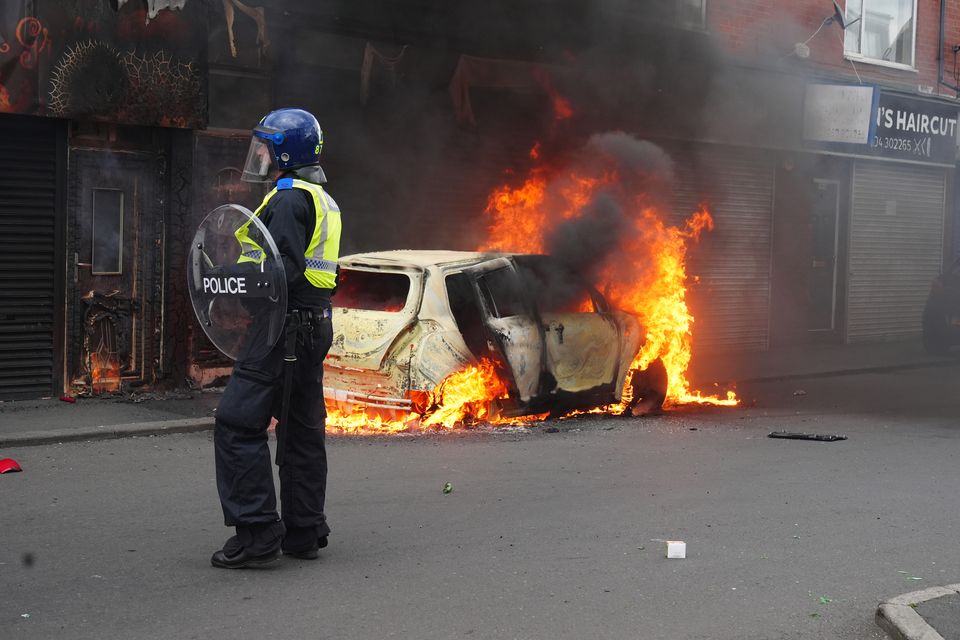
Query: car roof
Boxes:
[{"xmin": 341, "ymin": 250, "xmax": 512, "ymax": 269}]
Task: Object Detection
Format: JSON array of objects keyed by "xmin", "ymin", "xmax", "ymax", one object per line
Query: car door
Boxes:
[
  {"xmin": 512, "ymin": 257, "xmax": 621, "ymax": 394},
  {"xmin": 462, "ymin": 258, "xmax": 544, "ymax": 404}
]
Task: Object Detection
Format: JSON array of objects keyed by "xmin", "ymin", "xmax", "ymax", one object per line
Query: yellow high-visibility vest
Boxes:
[{"xmin": 235, "ymin": 177, "xmax": 342, "ymax": 289}]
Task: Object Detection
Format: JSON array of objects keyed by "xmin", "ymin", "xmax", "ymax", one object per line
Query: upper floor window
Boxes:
[
  {"xmin": 844, "ymin": 0, "xmax": 916, "ymax": 68},
  {"xmin": 606, "ymin": 0, "xmax": 706, "ymax": 30},
  {"xmin": 677, "ymin": 0, "xmax": 707, "ymax": 29}
]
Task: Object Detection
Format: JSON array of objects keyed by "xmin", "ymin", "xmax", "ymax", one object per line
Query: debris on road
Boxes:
[
  {"xmin": 0, "ymin": 458, "xmax": 22, "ymax": 474},
  {"xmin": 666, "ymin": 540, "xmax": 686, "ymax": 558},
  {"xmin": 768, "ymin": 432, "xmax": 847, "ymax": 442},
  {"xmin": 818, "ymin": 596, "xmax": 832, "ymax": 604},
  {"xmin": 793, "ymin": 389, "xmax": 807, "ymax": 396},
  {"xmin": 442, "ymin": 482, "xmax": 453, "ymax": 494},
  {"xmin": 59, "ymin": 395, "xmax": 76, "ymax": 404}
]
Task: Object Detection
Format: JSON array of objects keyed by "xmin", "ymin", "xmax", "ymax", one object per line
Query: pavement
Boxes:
[
  {"xmin": 0, "ymin": 391, "xmax": 221, "ymax": 448},
  {"xmin": 1, "ymin": 338, "xmax": 959, "ymax": 639}
]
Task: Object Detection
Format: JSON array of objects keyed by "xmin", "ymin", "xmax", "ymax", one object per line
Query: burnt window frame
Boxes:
[
  {"xmin": 512, "ymin": 255, "xmax": 611, "ymax": 315},
  {"xmin": 476, "ymin": 266, "xmax": 527, "ymax": 319},
  {"xmin": 334, "ymin": 266, "xmax": 414, "ymax": 313}
]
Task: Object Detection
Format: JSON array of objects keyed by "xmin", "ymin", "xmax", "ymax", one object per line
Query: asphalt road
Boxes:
[{"xmin": 3, "ymin": 365, "xmax": 960, "ymax": 640}]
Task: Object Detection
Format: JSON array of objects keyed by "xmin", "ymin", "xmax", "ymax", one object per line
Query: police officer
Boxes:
[{"xmin": 211, "ymin": 108, "xmax": 342, "ymax": 568}]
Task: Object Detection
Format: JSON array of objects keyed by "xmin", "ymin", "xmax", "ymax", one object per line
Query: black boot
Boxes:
[
  {"xmin": 282, "ymin": 526, "xmax": 329, "ymax": 560},
  {"xmin": 211, "ymin": 521, "xmax": 285, "ymax": 569}
]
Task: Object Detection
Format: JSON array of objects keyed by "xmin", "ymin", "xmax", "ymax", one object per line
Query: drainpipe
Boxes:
[{"xmin": 939, "ymin": 0, "xmax": 960, "ymax": 95}]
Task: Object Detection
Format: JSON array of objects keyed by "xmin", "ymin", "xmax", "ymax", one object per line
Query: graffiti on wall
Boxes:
[{"xmin": 0, "ymin": 0, "xmax": 206, "ymax": 128}]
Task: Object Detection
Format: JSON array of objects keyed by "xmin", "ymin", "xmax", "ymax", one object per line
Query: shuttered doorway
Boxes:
[
  {"xmin": 847, "ymin": 160, "xmax": 946, "ymax": 341},
  {"xmin": 0, "ymin": 116, "xmax": 65, "ymax": 399},
  {"xmin": 669, "ymin": 144, "xmax": 775, "ymax": 352}
]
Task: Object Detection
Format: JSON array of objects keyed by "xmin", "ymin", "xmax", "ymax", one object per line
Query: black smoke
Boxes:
[{"xmin": 542, "ymin": 131, "xmax": 674, "ymax": 286}]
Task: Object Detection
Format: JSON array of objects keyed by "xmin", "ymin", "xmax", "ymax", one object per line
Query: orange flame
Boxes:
[
  {"xmin": 479, "ymin": 144, "xmax": 737, "ymax": 408},
  {"xmin": 532, "ymin": 67, "xmax": 573, "ymax": 122},
  {"xmin": 90, "ymin": 353, "xmax": 121, "ymax": 394},
  {"xmin": 325, "ymin": 359, "xmax": 546, "ymax": 435}
]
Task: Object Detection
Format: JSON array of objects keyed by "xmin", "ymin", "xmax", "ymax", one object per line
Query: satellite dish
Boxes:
[
  {"xmin": 831, "ymin": 0, "xmax": 860, "ymax": 30},
  {"xmin": 832, "ymin": 1, "xmax": 847, "ymax": 28}
]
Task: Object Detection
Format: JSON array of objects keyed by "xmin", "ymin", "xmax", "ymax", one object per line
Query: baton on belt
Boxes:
[{"xmin": 275, "ymin": 311, "xmax": 300, "ymax": 467}]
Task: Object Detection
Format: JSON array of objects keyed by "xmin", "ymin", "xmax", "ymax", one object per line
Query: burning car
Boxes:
[{"xmin": 323, "ymin": 250, "xmax": 668, "ymax": 425}]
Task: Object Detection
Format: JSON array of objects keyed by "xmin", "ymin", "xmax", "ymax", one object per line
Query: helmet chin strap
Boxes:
[{"xmin": 292, "ymin": 165, "xmax": 327, "ymax": 185}]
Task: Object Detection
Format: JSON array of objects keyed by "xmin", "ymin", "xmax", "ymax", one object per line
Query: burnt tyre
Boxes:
[
  {"xmin": 627, "ymin": 358, "xmax": 668, "ymax": 416},
  {"xmin": 922, "ymin": 299, "xmax": 950, "ymax": 355}
]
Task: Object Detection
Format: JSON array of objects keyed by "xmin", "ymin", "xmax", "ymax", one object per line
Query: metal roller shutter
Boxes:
[
  {"xmin": 847, "ymin": 161, "xmax": 945, "ymax": 341},
  {"xmin": 0, "ymin": 117, "xmax": 61, "ymax": 398},
  {"xmin": 669, "ymin": 145, "xmax": 774, "ymax": 352}
]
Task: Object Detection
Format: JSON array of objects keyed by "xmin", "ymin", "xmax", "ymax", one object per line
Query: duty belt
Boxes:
[{"xmin": 287, "ymin": 308, "xmax": 332, "ymax": 324}]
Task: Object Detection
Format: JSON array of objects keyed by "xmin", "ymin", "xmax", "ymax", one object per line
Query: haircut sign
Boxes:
[
  {"xmin": 872, "ymin": 94, "xmax": 959, "ymax": 163},
  {"xmin": 803, "ymin": 85, "xmax": 960, "ymax": 166}
]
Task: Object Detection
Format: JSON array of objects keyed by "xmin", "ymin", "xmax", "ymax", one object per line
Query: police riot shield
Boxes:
[{"xmin": 187, "ymin": 204, "xmax": 287, "ymax": 362}]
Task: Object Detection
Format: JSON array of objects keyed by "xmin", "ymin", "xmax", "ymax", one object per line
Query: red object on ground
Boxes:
[
  {"xmin": 59, "ymin": 395, "xmax": 76, "ymax": 403},
  {"xmin": 0, "ymin": 459, "xmax": 22, "ymax": 474}
]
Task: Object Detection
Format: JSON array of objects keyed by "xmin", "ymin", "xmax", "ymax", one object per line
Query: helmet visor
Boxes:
[{"xmin": 241, "ymin": 135, "xmax": 276, "ymax": 183}]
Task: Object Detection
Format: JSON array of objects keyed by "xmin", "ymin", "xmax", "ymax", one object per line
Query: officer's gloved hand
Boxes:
[{"xmin": 331, "ymin": 265, "xmax": 340, "ymax": 297}]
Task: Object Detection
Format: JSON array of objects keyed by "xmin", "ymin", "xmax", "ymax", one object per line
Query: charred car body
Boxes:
[{"xmin": 324, "ymin": 251, "xmax": 667, "ymax": 420}]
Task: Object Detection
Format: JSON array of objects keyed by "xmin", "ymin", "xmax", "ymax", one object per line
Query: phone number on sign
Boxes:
[{"xmin": 871, "ymin": 136, "xmax": 914, "ymax": 152}]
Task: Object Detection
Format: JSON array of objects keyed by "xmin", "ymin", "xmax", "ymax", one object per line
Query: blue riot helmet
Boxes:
[{"xmin": 241, "ymin": 108, "xmax": 327, "ymax": 184}]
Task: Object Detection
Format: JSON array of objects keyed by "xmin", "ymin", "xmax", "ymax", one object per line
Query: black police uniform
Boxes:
[{"xmin": 212, "ymin": 182, "xmax": 334, "ymax": 564}]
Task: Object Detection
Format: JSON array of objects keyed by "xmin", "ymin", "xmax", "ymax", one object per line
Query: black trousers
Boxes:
[{"xmin": 214, "ymin": 313, "xmax": 333, "ymax": 540}]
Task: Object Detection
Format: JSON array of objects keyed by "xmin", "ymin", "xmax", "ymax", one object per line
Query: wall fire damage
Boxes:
[
  {"xmin": 0, "ymin": 0, "xmax": 206, "ymax": 127},
  {"xmin": 81, "ymin": 291, "xmax": 134, "ymax": 394}
]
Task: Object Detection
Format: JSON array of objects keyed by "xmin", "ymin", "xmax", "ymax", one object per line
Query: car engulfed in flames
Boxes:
[{"xmin": 324, "ymin": 250, "xmax": 668, "ymax": 431}]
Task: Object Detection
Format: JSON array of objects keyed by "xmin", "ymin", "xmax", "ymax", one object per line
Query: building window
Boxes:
[
  {"xmin": 844, "ymin": 0, "xmax": 916, "ymax": 68},
  {"xmin": 92, "ymin": 188, "xmax": 123, "ymax": 275},
  {"xmin": 677, "ymin": 0, "xmax": 706, "ymax": 29},
  {"xmin": 604, "ymin": 0, "xmax": 706, "ymax": 29}
]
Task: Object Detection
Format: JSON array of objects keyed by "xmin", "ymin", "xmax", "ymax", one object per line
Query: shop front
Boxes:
[{"xmin": 776, "ymin": 86, "xmax": 959, "ymax": 345}]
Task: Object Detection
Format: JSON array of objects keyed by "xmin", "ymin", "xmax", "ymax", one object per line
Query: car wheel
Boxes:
[
  {"xmin": 627, "ymin": 358, "xmax": 668, "ymax": 416},
  {"xmin": 922, "ymin": 299, "xmax": 950, "ymax": 355}
]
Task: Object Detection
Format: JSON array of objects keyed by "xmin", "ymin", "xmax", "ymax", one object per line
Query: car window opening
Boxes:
[
  {"xmin": 335, "ymin": 269, "xmax": 410, "ymax": 312},
  {"xmin": 445, "ymin": 272, "xmax": 488, "ymax": 358},
  {"xmin": 514, "ymin": 258, "xmax": 599, "ymax": 313},
  {"xmin": 477, "ymin": 268, "xmax": 526, "ymax": 318}
]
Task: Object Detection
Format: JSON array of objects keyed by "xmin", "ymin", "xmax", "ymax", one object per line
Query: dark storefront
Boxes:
[{"xmin": 0, "ymin": 115, "xmax": 66, "ymax": 398}]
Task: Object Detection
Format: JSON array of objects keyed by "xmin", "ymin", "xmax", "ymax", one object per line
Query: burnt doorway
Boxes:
[
  {"xmin": 68, "ymin": 149, "xmax": 164, "ymax": 394},
  {"xmin": 809, "ymin": 179, "xmax": 841, "ymax": 334}
]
